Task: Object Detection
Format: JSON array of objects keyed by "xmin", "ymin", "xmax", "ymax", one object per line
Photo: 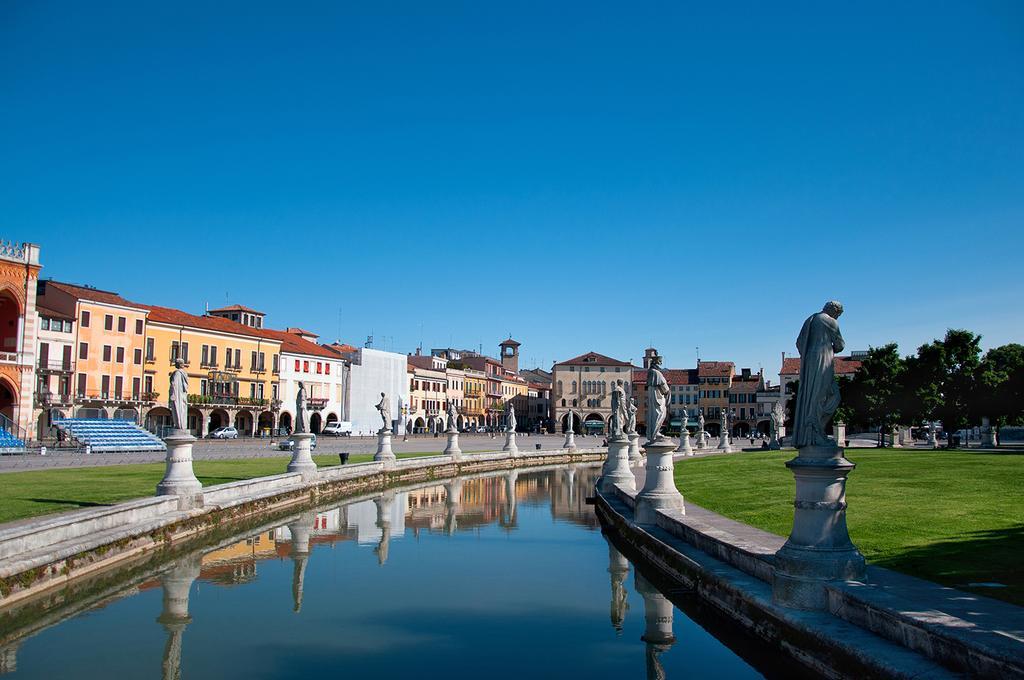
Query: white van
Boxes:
[{"xmin": 322, "ymin": 421, "xmax": 353, "ymax": 437}]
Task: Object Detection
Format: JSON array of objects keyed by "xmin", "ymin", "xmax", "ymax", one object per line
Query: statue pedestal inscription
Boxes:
[
  {"xmin": 374, "ymin": 429, "xmax": 396, "ymax": 465},
  {"xmin": 634, "ymin": 439, "xmax": 684, "ymax": 525},
  {"xmin": 773, "ymin": 444, "xmax": 866, "ymax": 609},
  {"xmin": 599, "ymin": 435, "xmax": 635, "ymax": 494},
  {"xmin": 286, "ymin": 432, "xmax": 318, "ymax": 480},
  {"xmin": 503, "ymin": 430, "xmax": 519, "ymax": 456},
  {"xmin": 628, "ymin": 432, "xmax": 642, "ymax": 462},
  {"xmin": 157, "ymin": 430, "xmax": 203, "ymax": 509},
  {"xmin": 443, "ymin": 430, "xmax": 462, "ymax": 460}
]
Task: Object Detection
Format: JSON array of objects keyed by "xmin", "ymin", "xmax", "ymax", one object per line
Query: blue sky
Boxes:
[{"xmin": 2, "ymin": 1, "xmax": 1022, "ymax": 376}]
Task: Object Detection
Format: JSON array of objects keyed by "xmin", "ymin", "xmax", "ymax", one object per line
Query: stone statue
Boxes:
[
  {"xmin": 168, "ymin": 359, "xmax": 188, "ymax": 432},
  {"xmin": 375, "ymin": 392, "xmax": 390, "ymax": 432},
  {"xmin": 645, "ymin": 355, "xmax": 670, "ymax": 442},
  {"xmin": 698, "ymin": 411, "xmax": 705, "ymax": 444},
  {"xmin": 721, "ymin": 407, "xmax": 729, "ymax": 433},
  {"xmin": 446, "ymin": 401, "xmax": 459, "ymax": 432},
  {"xmin": 625, "ymin": 397, "xmax": 638, "ymax": 435},
  {"xmin": 609, "ymin": 384, "xmax": 625, "ymax": 438},
  {"xmin": 793, "ymin": 300, "xmax": 845, "ymax": 448},
  {"xmin": 505, "ymin": 400, "xmax": 516, "ymax": 433},
  {"xmin": 770, "ymin": 401, "xmax": 784, "ymax": 434},
  {"xmin": 679, "ymin": 411, "xmax": 689, "ymax": 435},
  {"xmin": 294, "ymin": 381, "xmax": 309, "ymax": 433},
  {"xmin": 567, "ymin": 410, "xmax": 574, "ymax": 432}
]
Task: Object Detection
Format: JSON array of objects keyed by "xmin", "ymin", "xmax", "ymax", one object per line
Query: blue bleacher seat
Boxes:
[{"xmin": 54, "ymin": 418, "xmax": 167, "ymax": 453}]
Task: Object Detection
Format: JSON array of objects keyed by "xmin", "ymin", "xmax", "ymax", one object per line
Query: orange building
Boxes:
[{"xmin": 35, "ymin": 281, "xmax": 154, "ymax": 425}]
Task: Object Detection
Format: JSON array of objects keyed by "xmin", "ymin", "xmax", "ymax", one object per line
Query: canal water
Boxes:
[{"xmin": 0, "ymin": 464, "xmax": 807, "ymax": 678}]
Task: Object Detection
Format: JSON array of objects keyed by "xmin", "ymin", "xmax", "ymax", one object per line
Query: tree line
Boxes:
[{"xmin": 831, "ymin": 330, "xmax": 1024, "ymax": 447}]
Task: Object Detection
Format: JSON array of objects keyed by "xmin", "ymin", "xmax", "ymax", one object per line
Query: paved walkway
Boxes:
[{"xmin": 0, "ymin": 433, "xmax": 590, "ymax": 473}]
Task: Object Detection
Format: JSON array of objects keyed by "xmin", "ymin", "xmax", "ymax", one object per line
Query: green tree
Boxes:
[
  {"xmin": 847, "ymin": 344, "xmax": 906, "ymax": 446},
  {"xmin": 975, "ymin": 343, "xmax": 1024, "ymax": 432},
  {"xmin": 914, "ymin": 329, "xmax": 982, "ymax": 448}
]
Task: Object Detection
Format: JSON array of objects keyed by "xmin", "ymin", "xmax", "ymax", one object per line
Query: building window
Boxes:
[
  {"xmin": 101, "ymin": 375, "xmax": 110, "ymax": 398},
  {"xmin": 117, "ymin": 317, "xmax": 126, "ymax": 333},
  {"xmin": 234, "ymin": 348, "xmax": 240, "ymax": 368},
  {"xmin": 316, "ymin": 362, "xmax": 322, "ymax": 374},
  {"xmin": 115, "ymin": 347, "xmax": 124, "ymax": 363},
  {"xmin": 135, "ymin": 319, "xmax": 143, "ymax": 334},
  {"xmin": 303, "ymin": 361, "xmax": 309, "ymax": 372},
  {"xmin": 102, "ymin": 345, "xmax": 111, "ymax": 362},
  {"xmin": 145, "ymin": 375, "xmax": 153, "ymax": 393},
  {"xmin": 81, "ymin": 310, "xmax": 90, "ymax": 327},
  {"xmin": 201, "ymin": 345, "xmax": 209, "ymax": 366},
  {"xmin": 104, "ymin": 314, "xmax": 113, "ymax": 331},
  {"xmin": 325, "ymin": 363, "xmax": 330, "ymax": 375},
  {"xmin": 146, "ymin": 338, "xmax": 155, "ymax": 361},
  {"xmin": 294, "ymin": 359, "xmax": 301, "ymax": 371},
  {"xmin": 210, "ymin": 346, "xmax": 218, "ymax": 366},
  {"xmin": 40, "ymin": 317, "xmax": 50, "ymax": 330}
]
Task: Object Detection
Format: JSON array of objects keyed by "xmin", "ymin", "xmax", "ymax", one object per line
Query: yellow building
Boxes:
[
  {"xmin": 141, "ymin": 305, "xmax": 282, "ymax": 437},
  {"xmin": 462, "ymin": 368, "xmax": 486, "ymax": 429}
]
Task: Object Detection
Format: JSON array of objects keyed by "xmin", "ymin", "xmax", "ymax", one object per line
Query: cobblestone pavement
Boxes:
[{"xmin": 0, "ymin": 433, "xmax": 597, "ymax": 473}]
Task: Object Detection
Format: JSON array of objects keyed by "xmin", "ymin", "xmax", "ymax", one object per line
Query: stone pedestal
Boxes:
[
  {"xmin": 980, "ymin": 417, "xmax": 998, "ymax": 448},
  {"xmin": 926, "ymin": 422, "xmax": 938, "ymax": 449},
  {"xmin": 718, "ymin": 429, "xmax": 732, "ymax": 453},
  {"xmin": 286, "ymin": 432, "xmax": 318, "ymax": 480},
  {"xmin": 696, "ymin": 431, "xmax": 705, "ymax": 450},
  {"xmin": 600, "ymin": 436, "xmax": 636, "ymax": 494},
  {"xmin": 634, "ymin": 438, "xmax": 684, "ymax": 525},
  {"xmin": 834, "ymin": 422, "xmax": 846, "ymax": 447},
  {"xmin": 675, "ymin": 431, "xmax": 692, "ymax": 456},
  {"xmin": 156, "ymin": 431, "xmax": 203, "ymax": 509},
  {"xmin": 889, "ymin": 425, "xmax": 901, "ymax": 448},
  {"xmin": 768, "ymin": 429, "xmax": 782, "ymax": 450},
  {"xmin": 627, "ymin": 432, "xmax": 642, "ymax": 462},
  {"xmin": 443, "ymin": 430, "xmax": 462, "ymax": 460},
  {"xmin": 563, "ymin": 429, "xmax": 577, "ymax": 451},
  {"xmin": 607, "ymin": 541, "xmax": 630, "ymax": 633},
  {"xmin": 772, "ymin": 444, "xmax": 866, "ymax": 610},
  {"xmin": 374, "ymin": 428, "xmax": 396, "ymax": 466},
  {"xmin": 503, "ymin": 430, "xmax": 519, "ymax": 455}
]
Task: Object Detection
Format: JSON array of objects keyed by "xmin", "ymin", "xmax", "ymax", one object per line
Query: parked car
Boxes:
[
  {"xmin": 322, "ymin": 421, "xmax": 353, "ymax": 437},
  {"xmin": 209, "ymin": 426, "xmax": 239, "ymax": 439},
  {"xmin": 278, "ymin": 433, "xmax": 318, "ymax": 451}
]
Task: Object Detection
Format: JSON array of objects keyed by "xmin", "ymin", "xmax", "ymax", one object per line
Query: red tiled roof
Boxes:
[
  {"xmin": 500, "ymin": 337, "xmax": 521, "ymax": 347},
  {"xmin": 555, "ymin": 351, "xmax": 633, "ymax": 368},
  {"xmin": 144, "ymin": 305, "xmax": 279, "ymax": 341},
  {"xmin": 325, "ymin": 342, "xmax": 359, "ymax": 355},
  {"xmin": 261, "ymin": 328, "xmax": 339, "ymax": 359},
  {"xmin": 781, "ymin": 356, "xmax": 862, "ymax": 376},
  {"xmin": 407, "ymin": 355, "xmax": 437, "ymax": 371},
  {"xmin": 47, "ymin": 281, "xmax": 148, "ymax": 311},
  {"xmin": 286, "ymin": 327, "xmax": 319, "ymax": 338},
  {"xmin": 208, "ymin": 304, "xmax": 264, "ymax": 315},
  {"xmin": 698, "ymin": 361, "xmax": 735, "ymax": 377}
]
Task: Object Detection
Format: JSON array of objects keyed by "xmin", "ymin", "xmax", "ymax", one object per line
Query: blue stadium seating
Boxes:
[
  {"xmin": 0, "ymin": 427, "xmax": 25, "ymax": 451},
  {"xmin": 54, "ymin": 418, "xmax": 167, "ymax": 453}
]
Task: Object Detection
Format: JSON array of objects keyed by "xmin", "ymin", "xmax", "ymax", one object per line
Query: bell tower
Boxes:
[{"xmin": 499, "ymin": 338, "xmax": 520, "ymax": 374}]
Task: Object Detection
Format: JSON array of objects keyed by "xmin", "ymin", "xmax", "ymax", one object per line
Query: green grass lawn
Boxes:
[
  {"xmin": 675, "ymin": 448, "xmax": 1024, "ymax": 606},
  {"xmin": 0, "ymin": 452, "xmax": 437, "ymax": 525}
]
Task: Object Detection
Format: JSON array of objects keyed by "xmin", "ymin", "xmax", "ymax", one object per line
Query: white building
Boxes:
[
  {"xmin": 264, "ymin": 328, "xmax": 348, "ymax": 434},
  {"xmin": 347, "ymin": 347, "xmax": 410, "ymax": 436}
]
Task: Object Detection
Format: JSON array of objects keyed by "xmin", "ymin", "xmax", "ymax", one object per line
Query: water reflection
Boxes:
[{"xmin": 1, "ymin": 463, "xmax": 796, "ymax": 679}]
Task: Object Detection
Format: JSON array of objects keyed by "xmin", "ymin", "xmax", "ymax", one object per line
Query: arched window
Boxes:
[{"xmin": 571, "ymin": 381, "xmax": 577, "ymax": 394}]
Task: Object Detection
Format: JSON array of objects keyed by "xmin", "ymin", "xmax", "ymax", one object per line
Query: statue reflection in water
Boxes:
[
  {"xmin": 156, "ymin": 554, "xmax": 201, "ymax": 680},
  {"xmin": 374, "ymin": 492, "xmax": 395, "ymax": 566},
  {"xmin": 635, "ymin": 571, "xmax": 677, "ymax": 680},
  {"xmin": 288, "ymin": 511, "xmax": 316, "ymax": 613},
  {"xmin": 607, "ymin": 540, "xmax": 630, "ymax": 633},
  {"xmin": 444, "ymin": 479, "xmax": 462, "ymax": 535}
]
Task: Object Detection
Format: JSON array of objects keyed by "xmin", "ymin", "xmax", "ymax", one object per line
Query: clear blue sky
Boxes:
[{"xmin": 3, "ymin": 1, "xmax": 1022, "ymax": 376}]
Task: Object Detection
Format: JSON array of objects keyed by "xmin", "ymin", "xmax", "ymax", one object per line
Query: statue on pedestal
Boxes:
[
  {"xmin": 646, "ymin": 356, "xmax": 670, "ymax": 443},
  {"xmin": 625, "ymin": 397, "xmax": 638, "ymax": 435},
  {"xmin": 770, "ymin": 401, "xmax": 784, "ymax": 438},
  {"xmin": 505, "ymin": 400, "xmax": 516, "ymax": 433},
  {"xmin": 793, "ymin": 301, "xmax": 845, "ymax": 448},
  {"xmin": 697, "ymin": 411, "xmax": 705, "ymax": 445},
  {"xmin": 609, "ymin": 384, "xmax": 625, "ymax": 438},
  {"xmin": 294, "ymin": 381, "xmax": 309, "ymax": 434},
  {"xmin": 169, "ymin": 359, "xmax": 188, "ymax": 433},
  {"xmin": 375, "ymin": 392, "xmax": 390, "ymax": 432},
  {"xmin": 446, "ymin": 401, "xmax": 459, "ymax": 433}
]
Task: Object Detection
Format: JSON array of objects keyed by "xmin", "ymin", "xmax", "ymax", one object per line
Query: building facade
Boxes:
[
  {"xmin": 266, "ymin": 328, "xmax": 347, "ymax": 435},
  {"xmin": 552, "ymin": 351, "xmax": 634, "ymax": 434},
  {"xmin": 0, "ymin": 241, "xmax": 42, "ymax": 441},
  {"xmin": 346, "ymin": 347, "xmax": 409, "ymax": 436}
]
